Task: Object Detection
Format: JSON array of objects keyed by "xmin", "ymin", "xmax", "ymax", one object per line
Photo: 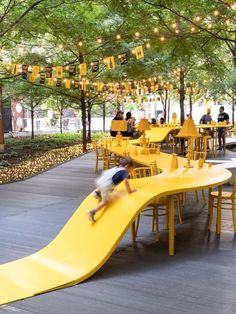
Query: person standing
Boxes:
[{"xmin": 217, "ymin": 106, "xmax": 229, "ymax": 151}]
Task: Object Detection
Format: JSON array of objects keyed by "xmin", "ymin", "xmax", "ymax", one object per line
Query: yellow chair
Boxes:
[
  {"xmin": 102, "ymin": 145, "xmax": 118, "ymax": 170},
  {"xmin": 208, "ymin": 176, "xmax": 236, "ymax": 233},
  {"xmin": 92, "ymin": 140, "xmax": 104, "ymax": 173},
  {"xmin": 130, "ymin": 164, "xmax": 182, "ymax": 241}
]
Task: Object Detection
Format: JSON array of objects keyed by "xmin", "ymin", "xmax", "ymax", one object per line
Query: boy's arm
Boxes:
[{"xmin": 124, "ymin": 178, "xmax": 136, "ymax": 194}]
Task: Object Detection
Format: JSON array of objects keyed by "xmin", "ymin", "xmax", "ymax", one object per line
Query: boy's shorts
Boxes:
[{"xmin": 97, "ymin": 184, "xmax": 114, "ymax": 202}]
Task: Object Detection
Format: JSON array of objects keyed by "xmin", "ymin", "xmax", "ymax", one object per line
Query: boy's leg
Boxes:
[
  {"xmin": 92, "ymin": 189, "xmax": 102, "ymax": 200},
  {"xmin": 87, "ymin": 188, "xmax": 112, "ymax": 222}
]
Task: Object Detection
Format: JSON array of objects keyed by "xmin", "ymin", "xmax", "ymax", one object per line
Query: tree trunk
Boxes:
[
  {"xmin": 189, "ymin": 95, "xmax": 193, "ymax": 118},
  {"xmin": 87, "ymin": 102, "xmax": 91, "ymax": 142},
  {"xmin": 232, "ymin": 100, "xmax": 235, "ymax": 125},
  {"xmin": 0, "ymin": 85, "xmax": 4, "ymax": 151},
  {"xmin": 81, "ymin": 90, "xmax": 87, "ymax": 153},
  {"xmin": 179, "ymin": 68, "xmax": 185, "ymax": 155},
  {"xmin": 59, "ymin": 108, "xmax": 63, "ymax": 134},
  {"xmin": 179, "ymin": 68, "xmax": 185, "ymax": 125},
  {"xmin": 103, "ymin": 102, "xmax": 106, "ymax": 132},
  {"xmin": 163, "ymin": 89, "xmax": 168, "ymax": 121},
  {"xmin": 167, "ymin": 97, "xmax": 171, "ymax": 122},
  {"xmin": 31, "ymin": 108, "xmax": 34, "ymax": 139}
]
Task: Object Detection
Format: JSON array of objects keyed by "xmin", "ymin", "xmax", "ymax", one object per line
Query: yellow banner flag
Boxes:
[
  {"xmin": 56, "ymin": 66, "xmax": 63, "ymax": 78},
  {"xmin": 97, "ymin": 82, "xmax": 103, "ymax": 92},
  {"xmin": 65, "ymin": 79, "xmax": 71, "ymax": 89},
  {"xmin": 134, "ymin": 46, "xmax": 144, "ymax": 59},
  {"xmin": 81, "ymin": 80, "xmax": 87, "ymax": 91},
  {"xmin": 80, "ymin": 63, "xmax": 87, "ymax": 76},
  {"xmin": 48, "ymin": 78, "xmax": 54, "ymax": 86},
  {"xmin": 11, "ymin": 64, "xmax": 19, "ymax": 75},
  {"xmin": 124, "ymin": 82, "xmax": 130, "ymax": 95},
  {"xmin": 29, "ymin": 73, "xmax": 37, "ymax": 82},
  {"xmin": 32, "ymin": 66, "xmax": 39, "ymax": 78},
  {"xmin": 106, "ymin": 56, "xmax": 115, "ymax": 69}
]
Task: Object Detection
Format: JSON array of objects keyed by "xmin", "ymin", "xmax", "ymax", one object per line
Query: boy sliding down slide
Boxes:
[{"xmin": 88, "ymin": 157, "xmax": 136, "ymax": 222}]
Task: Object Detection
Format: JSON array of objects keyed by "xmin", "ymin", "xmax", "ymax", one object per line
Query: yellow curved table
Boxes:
[
  {"xmin": 0, "ymin": 164, "xmax": 231, "ymax": 305},
  {"xmin": 131, "ymin": 126, "xmax": 180, "ymax": 144},
  {"xmin": 106, "ymin": 143, "xmax": 188, "ymax": 169}
]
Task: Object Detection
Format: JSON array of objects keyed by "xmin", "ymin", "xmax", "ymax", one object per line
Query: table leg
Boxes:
[
  {"xmin": 208, "ymin": 187, "xmax": 212, "ymax": 215},
  {"xmin": 168, "ymin": 195, "xmax": 175, "ymax": 256},
  {"xmin": 216, "ymin": 185, "xmax": 222, "ymax": 235}
]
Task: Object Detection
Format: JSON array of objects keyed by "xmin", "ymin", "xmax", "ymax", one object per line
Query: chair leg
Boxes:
[
  {"xmin": 182, "ymin": 192, "xmax": 186, "ymax": 207},
  {"xmin": 208, "ymin": 195, "xmax": 214, "ymax": 230},
  {"xmin": 232, "ymin": 200, "xmax": 236, "ymax": 233},
  {"xmin": 177, "ymin": 195, "xmax": 182, "ymax": 224},
  {"xmin": 216, "ymin": 185, "xmax": 222, "ymax": 235},
  {"xmin": 152, "ymin": 207, "xmax": 155, "ymax": 232},
  {"xmin": 131, "ymin": 215, "xmax": 141, "ymax": 241},
  {"xmin": 155, "ymin": 204, "xmax": 159, "ymax": 241},
  {"xmin": 202, "ymin": 189, "xmax": 206, "ymax": 205},
  {"xmin": 95, "ymin": 157, "xmax": 98, "ymax": 173},
  {"xmin": 195, "ymin": 190, "xmax": 199, "ymax": 201},
  {"xmin": 208, "ymin": 188, "xmax": 212, "ymax": 215},
  {"xmin": 164, "ymin": 209, "xmax": 169, "ymax": 230}
]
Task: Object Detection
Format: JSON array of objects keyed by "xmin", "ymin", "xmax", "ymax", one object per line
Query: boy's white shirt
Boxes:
[{"xmin": 96, "ymin": 166, "xmax": 126, "ymax": 190}]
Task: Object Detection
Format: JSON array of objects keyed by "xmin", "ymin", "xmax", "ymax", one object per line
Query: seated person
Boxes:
[
  {"xmin": 200, "ymin": 108, "xmax": 212, "ymax": 124},
  {"xmin": 151, "ymin": 118, "xmax": 157, "ymax": 125},
  {"xmin": 110, "ymin": 110, "xmax": 124, "ymax": 137},
  {"xmin": 124, "ymin": 111, "xmax": 135, "ymax": 137},
  {"xmin": 160, "ymin": 117, "xmax": 165, "ymax": 125}
]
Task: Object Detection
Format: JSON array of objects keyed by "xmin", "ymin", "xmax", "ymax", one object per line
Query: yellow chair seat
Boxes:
[{"xmin": 210, "ymin": 191, "xmax": 234, "ymax": 198}]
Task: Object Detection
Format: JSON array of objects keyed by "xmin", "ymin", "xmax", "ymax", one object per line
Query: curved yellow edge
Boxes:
[
  {"xmin": 0, "ymin": 165, "xmax": 231, "ymax": 305},
  {"xmin": 131, "ymin": 126, "xmax": 179, "ymax": 144}
]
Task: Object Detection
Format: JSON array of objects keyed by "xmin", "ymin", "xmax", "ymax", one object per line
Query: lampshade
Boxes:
[
  {"xmin": 176, "ymin": 118, "xmax": 201, "ymax": 138},
  {"xmin": 137, "ymin": 118, "xmax": 151, "ymax": 131},
  {"xmin": 111, "ymin": 120, "xmax": 127, "ymax": 132},
  {"xmin": 172, "ymin": 112, "xmax": 177, "ymax": 119}
]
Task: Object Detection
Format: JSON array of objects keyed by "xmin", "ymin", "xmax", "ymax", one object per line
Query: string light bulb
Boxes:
[
  {"xmin": 116, "ymin": 34, "xmax": 121, "ymax": 40},
  {"xmin": 160, "ymin": 36, "xmax": 165, "ymax": 41},
  {"xmin": 58, "ymin": 44, "xmax": 63, "ymax": 49},
  {"xmin": 154, "ymin": 27, "xmax": 158, "ymax": 33},
  {"xmin": 135, "ymin": 32, "xmax": 140, "ymax": 37},
  {"xmin": 78, "ymin": 41, "xmax": 83, "ymax": 47},
  {"xmin": 97, "ymin": 38, "xmax": 102, "ymax": 44},
  {"xmin": 146, "ymin": 43, "xmax": 151, "ymax": 48},
  {"xmin": 213, "ymin": 10, "xmax": 219, "ymax": 16}
]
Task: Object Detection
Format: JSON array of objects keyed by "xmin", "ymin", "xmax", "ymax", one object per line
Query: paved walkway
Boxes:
[{"xmin": 0, "ymin": 152, "xmax": 236, "ymax": 313}]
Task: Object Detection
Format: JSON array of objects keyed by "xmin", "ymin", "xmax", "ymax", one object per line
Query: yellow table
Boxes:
[
  {"xmin": 196, "ymin": 124, "xmax": 230, "ymax": 155},
  {"xmin": 131, "ymin": 125, "xmax": 180, "ymax": 144},
  {"xmin": 106, "ymin": 142, "xmax": 188, "ymax": 169}
]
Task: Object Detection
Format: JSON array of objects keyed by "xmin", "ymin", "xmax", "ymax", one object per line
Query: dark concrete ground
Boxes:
[{"xmin": 0, "ymin": 144, "xmax": 236, "ymax": 313}]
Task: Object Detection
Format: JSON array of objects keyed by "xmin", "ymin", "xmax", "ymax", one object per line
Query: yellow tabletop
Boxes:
[
  {"xmin": 196, "ymin": 124, "xmax": 230, "ymax": 129},
  {"xmin": 107, "ymin": 143, "xmax": 188, "ymax": 169},
  {"xmin": 131, "ymin": 125, "xmax": 180, "ymax": 144}
]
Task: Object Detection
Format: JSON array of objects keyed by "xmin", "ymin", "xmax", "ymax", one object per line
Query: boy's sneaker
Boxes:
[
  {"xmin": 92, "ymin": 190, "xmax": 102, "ymax": 200},
  {"xmin": 87, "ymin": 210, "xmax": 96, "ymax": 222}
]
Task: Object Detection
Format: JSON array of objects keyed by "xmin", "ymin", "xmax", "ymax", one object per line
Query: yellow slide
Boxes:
[{"xmin": 0, "ymin": 166, "xmax": 231, "ymax": 305}]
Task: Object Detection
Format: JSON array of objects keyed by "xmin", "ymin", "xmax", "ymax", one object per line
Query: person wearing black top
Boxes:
[{"xmin": 217, "ymin": 106, "xmax": 229, "ymax": 151}]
